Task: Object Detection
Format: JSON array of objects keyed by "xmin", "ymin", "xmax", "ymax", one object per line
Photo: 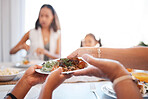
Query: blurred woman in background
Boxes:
[{"xmin": 10, "ymin": 4, "xmax": 61, "ymax": 61}]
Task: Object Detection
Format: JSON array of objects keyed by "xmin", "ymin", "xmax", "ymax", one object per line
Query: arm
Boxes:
[
  {"xmin": 10, "ymin": 31, "xmax": 30, "ymax": 54},
  {"xmin": 100, "ymin": 47, "xmax": 148, "ymax": 70},
  {"xmin": 5, "ymin": 65, "xmax": 47, "ymax": 99},
  {"xmin": 68, "ymin": 47, "xmax": 148, "ymax": 70},
  {"xmin": 73, "ymin": 54, "xmax": 142, "ymax": 99},
  {"xmin": 114, "ymin": 79, "xmax": 142, "ymax": 99}
]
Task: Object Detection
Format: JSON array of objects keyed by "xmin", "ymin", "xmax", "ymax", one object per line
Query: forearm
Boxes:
[
  {"xmin": 10, "ymin": 46, "xmax": 22, "ymax": 54},
  {"xmin": 5, "ymin": 76, "xmax": 32, "ymax": 99},
  {"xmin": 100, "ymin": 47, "xmax": 148, "ymax": 70},
  {"xmin": 114, "ymin": 79, "xmax": 142, "ymax": 99},
  {"xmin": 45, "ymin": 51, "xmax": 60, "ymax": 59},
  {"xmin": 38, "ymin": 81, "xmax": 53, "ymax": 99}
]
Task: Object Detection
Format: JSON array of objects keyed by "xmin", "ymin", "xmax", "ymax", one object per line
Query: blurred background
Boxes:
[{"xmin": 0, "ymin": 0, "xmax": 148, "ymax": 62}]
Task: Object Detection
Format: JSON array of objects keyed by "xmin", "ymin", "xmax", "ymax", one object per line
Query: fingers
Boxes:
[
  {"xmin": 55, "ymin": 67, "xmax": 62, "ymax": 74},
  {"xmin": 34, "ymin": 65, "xmax": 42, "ymax": 69},
  {"xmin": 50, "ymin": 67, "xmax": 62, "ymax": 76},
  {"xmin": 63, "ymin": 74, "xmax": 72, "ymax": 79},
  {"xmin": 67, "ymin": 50, "xmax": 78, "ymax": 59},
  {"xmin": 82, "ymin": 54, "xmax": 107, "ymax": 69},
  {"xmin": 73, "ymin": 68, "xmax": 89, "ymax": 76}
]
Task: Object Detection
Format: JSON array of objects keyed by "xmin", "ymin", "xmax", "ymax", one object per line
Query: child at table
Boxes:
[
  {"xmin": 80, "ymin": 33, "xmax": 102, "ymax": 47},
  {"xmin": 10, "ymin": 4, "xmax": 61, "ymax": 61}
]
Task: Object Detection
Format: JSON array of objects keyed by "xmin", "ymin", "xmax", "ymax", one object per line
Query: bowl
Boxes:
[{"xmin": 0, "ymin": 74, "xmax": 17, "ymax": 81}]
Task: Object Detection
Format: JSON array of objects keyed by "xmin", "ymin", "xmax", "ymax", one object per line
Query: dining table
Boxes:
[{"xmin": 0, "ymin": 61, "xmax": 147, "ymax": 99}]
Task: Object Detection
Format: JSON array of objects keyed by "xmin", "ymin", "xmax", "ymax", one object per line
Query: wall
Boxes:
[{"xmin": 0, "ymin": 0, "xmax": 1, "ymax": 61}]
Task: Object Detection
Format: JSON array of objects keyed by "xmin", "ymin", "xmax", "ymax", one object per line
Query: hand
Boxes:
[
  {"xmin": 39, "ymin": 68, "xmax": 72, "ymax": 99},
  {"xmin": 36, "ymin": 48, "xmax": 49, "ymax": 56},
  {"xmin": 20, "ymin": 43, "xmax": 30, "ymax": 51},
  {"xmin": 45, "ymin": 67, "xmax": 72, "ymax": 91},
  {"xmin": 22, "ymin": 65, "xmax": 47, "ymax": 86},
  {"xmin": 8, "ymin": 65, "xmax": 47, "ymax": 99},
  {"xmin": 36, "ymin": 48, "xmax": 47, "ymax": 56},
  {"xmin": 67, "ymin": 47, "xmax": 98, "ymax": 59},
  {"xmin": 73, "ymin": 54, "xmax": 129, "ymax": 82}
]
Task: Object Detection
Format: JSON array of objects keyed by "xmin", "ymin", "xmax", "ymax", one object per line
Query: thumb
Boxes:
[
  {"xmin": 82, "ymin": 54, "xmax": 106, "ymax": 69},
  {"xmin": 53, "ymin": 67, "xmax": 63, "ymax": 74}
]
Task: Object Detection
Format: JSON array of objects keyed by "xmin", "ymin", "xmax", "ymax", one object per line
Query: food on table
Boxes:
[
  {"xmin": 132, "ymin": 72, "xmax": 148, "ymax": 83},
  {"xmin": 41, "ymin": 57, "xmax": 88, "ymax": 72},
  {"xmin": 132, "ymin": 72, "xmax": 148, "ymax": 96},
  {"xmin": 126, "ymin": 68, "xmax": 133, "ymax": 72},
  {"xmin": 22, "ymin": 59, "xmax": 30, "ymax": 65},
  {"xmin": 132, "ymin": 77, "xmax": 148, "ymax": 96},
  {"xmin": 41, "ymin": 61, "xmax": 59, "ymax": 72},
  {"xmin": 137, "ymin": 81, "xmax": 148, "ymax": 95},
  {"xmin": 0, "ymin": 68, "xmax": 19, "ymax": 76}
]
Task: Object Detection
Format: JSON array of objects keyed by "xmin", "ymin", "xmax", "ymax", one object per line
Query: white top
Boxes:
[{"xmin": 27, "ymin": 27, "xmax": 60, "ymax": 61}]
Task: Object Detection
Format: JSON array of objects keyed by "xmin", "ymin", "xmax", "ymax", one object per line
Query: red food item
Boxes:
[
  {"xmin": 78, "ymin": 61, "xmax": 86, "ymax": 69},
  {"xmin": 52, "ymin": 58, "xmax": 87, "ymax": 72},
  {"xmin": 23, "ymin": 60, "xmax": 29, "ymax": 64}
]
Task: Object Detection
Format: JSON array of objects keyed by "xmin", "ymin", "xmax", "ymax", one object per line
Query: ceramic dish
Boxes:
[
  {"xmin": 35, "ymin": 68, "xmax": 85, "ymax": 74},
  {"xmin": 101, "ymin": 84, "xmax": 148, "ymax": 98}
]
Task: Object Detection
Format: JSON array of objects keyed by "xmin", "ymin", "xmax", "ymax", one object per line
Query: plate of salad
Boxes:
[{"xmin": 35, "ymin": 57, "xmax": 88, "ymax": 74}]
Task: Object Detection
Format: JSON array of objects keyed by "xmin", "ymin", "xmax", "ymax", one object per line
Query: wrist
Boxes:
[
  {"xmin": 21, "ymin": 75, "xmax": 33, "ymax": 87},
  {"xmin": 10, "ymin": 75, "xmax": 32, "ymax": 99},
  {"xmin": 44, "ymin": 50, "xmax": 48, "ymax": 55},
  {"xmin": 113, "ymin": 75, "xmax": 133, "ymax": 88},
  {"xmin": 20, "ymin": 75, "xmax": 32, "ymax": 88},
  {"xmin": 109, "ymin": 64, "xmax": 129, "ymax": 82},
  {"xmin": 97, "ymin": 47, "xmax": 101, "ymax": 58},
  {"xmin": 110, "ymin": 71, "xmax": 129, "ymax": 82},
  {"xmin": 89, "ymin": 47, "xmax": 99, "ymax": 58}
]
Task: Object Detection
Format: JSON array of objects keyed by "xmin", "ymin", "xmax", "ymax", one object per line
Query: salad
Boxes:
[{"xmin": 41, "ymin": 57, "xmax": 87, "ymax": 72}]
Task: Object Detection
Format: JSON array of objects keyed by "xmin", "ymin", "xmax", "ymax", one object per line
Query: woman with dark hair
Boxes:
[
  {"xmin": 81, "ymin": 33, "xmax": 102, "ymax": 47},
  {"xmin": 10, "ymin": 4, "xmax": 61, "ymax": 61}
]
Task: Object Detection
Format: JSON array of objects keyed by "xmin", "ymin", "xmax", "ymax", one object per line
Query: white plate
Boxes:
[
  {"xmin": 35, "ymin": 68, "xmax": 85, "ymax": 74},
  {"xmin": 0, "ymin": 70, "xmax": 25, "ymax": 81},
  {"xmin": 101, "ymin": 84, "xmax": 148, "ymax": 98},
  {"xmin": 15, "ymin": 60, "xmax": 42, "ymax": 68},
  {"xmin": 35, "ymin": 57, "xmax": 88, "ymax": 74},
  {"xmin": 101, "ymin": 84, "xmax": 116, "ymax": 98},
  {"xmin": 0, "ymin": 74, "xmax": 17, "ymax": 81},
  {"xmin": 15, "ymin": 61, "xmax": 35, "ymax": 68}
]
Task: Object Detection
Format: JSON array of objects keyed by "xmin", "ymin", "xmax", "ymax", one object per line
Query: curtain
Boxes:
[
  {"xmin": 0, "ymin": 0, "xmax": 25, "ymax": 62},
  {"xmin": 0, "ymin": 0, "xmax": 1, "ymax": 62}
]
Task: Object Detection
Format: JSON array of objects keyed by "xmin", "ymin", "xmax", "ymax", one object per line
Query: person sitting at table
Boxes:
[
  {"xmin": 68, "ymin": 47, "xmax": 148, "ymax": 70},
  {"xmin": 4, "ymin": 55, "xmax": 142, "ymax": 99},
  {"xmin": 80, "ymin": 33, "xmax": 102, "ymax": 47},
  {"xmin": 10, "ymin": 4, "xmax": 61, "ymax": 61}
]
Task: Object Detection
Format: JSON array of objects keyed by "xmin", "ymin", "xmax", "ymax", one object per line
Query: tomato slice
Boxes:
[{"xmin": 78, "ymin": 61, "xmax": 86, "ymax": 69}]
